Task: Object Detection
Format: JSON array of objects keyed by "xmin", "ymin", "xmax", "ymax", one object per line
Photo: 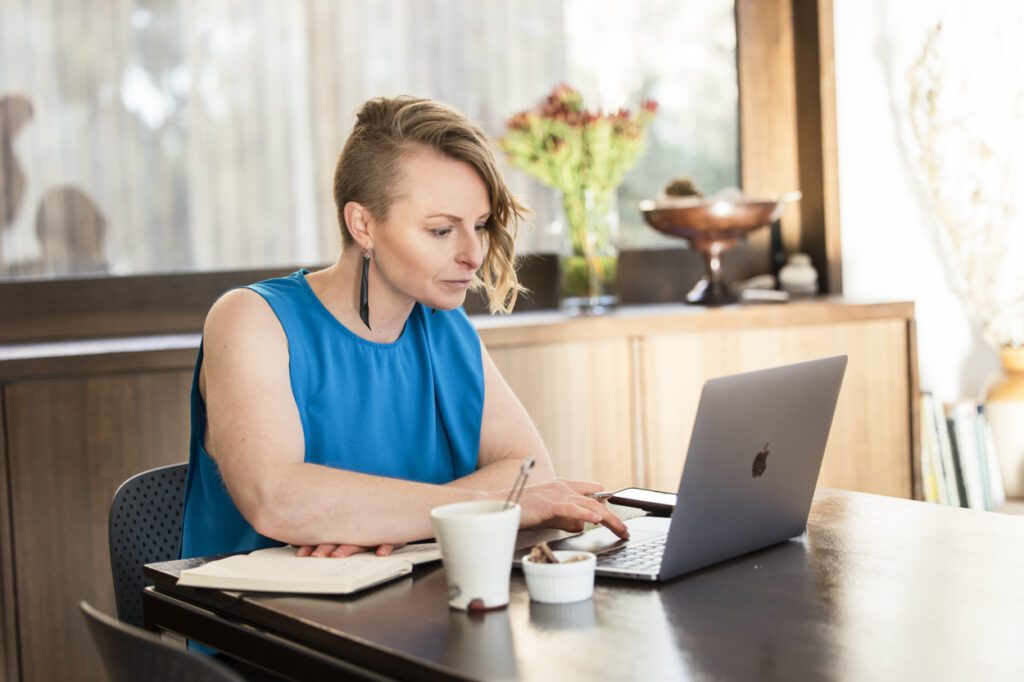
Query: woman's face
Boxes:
[{"xmin": 369, "ymin": 146, "xmax": 490, "ymax": 310}]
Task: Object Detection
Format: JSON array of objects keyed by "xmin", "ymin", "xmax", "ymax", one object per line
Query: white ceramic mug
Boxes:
[{"xmin": 430, "ymin": 500, "xmax": 521, "ymax": 610}]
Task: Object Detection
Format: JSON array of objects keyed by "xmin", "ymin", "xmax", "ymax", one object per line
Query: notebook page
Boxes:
[{"xmin": 177, "ymin": 546, "xmax": 416, "ymax": 593}]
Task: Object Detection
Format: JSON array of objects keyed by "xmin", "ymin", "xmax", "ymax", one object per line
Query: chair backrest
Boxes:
[
  {"xmin": 80, "ymin": 601, "xmax": 244, "ymax": 682},
  {"xmin": 109, "ymin": 462, "xmax": 188, "ymax": 627}
]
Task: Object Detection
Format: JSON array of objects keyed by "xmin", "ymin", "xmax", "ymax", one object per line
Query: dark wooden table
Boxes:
[{"xmin": 144, "ymin": 489, "xmax": 1024, "ymax": 681}]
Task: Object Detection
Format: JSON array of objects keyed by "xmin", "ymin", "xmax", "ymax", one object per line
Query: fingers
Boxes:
[
  {"xmin": 549, "ymin": 517, "xmax": 587, "ymax": 534},
  {"xmin": 297, "ymin": 543, "xmax": 400, "ymax": 558},
  {"xmin": 377, "ymin": 543, "xmax": 407, "ymax": 556},
  {"xmin": 330, "ymin": 544, "xmax": 369, "ymax": 558},
  {"xmin": 578, "ymin": 497, "xmax": 631, "ymax": 539},
  {"xmin": 518, "ymin": 481, "xmax": 630, "ymax": 539},
  {"xmin": 553, "ymin": 499, "xmax": 630, "ymax": 540},
  {"xmin": 598, "ymin": 512, "xmax": 630, "ymax": 539},
  {"xmin": 310, "ymin": 544, "xmax": 339, "ymax": 558},
  {"xmin": 556, "ymin": 501, "xmax": 601, "ymax": 524}
]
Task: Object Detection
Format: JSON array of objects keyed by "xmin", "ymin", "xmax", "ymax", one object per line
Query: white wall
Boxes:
[{"xmin": 833, "ymin": 0, "xmax": 1022, "ymax": 401}]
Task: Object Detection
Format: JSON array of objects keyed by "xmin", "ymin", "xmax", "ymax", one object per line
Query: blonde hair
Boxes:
[{"xmin": 333, "ymin": 96, "xmax": 526, "ymax": 314}]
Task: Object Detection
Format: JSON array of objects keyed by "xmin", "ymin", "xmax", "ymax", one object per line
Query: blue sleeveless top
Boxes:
[{"xmin": 180, "ymin": 269, "xmax": 484, "ymax": 558}]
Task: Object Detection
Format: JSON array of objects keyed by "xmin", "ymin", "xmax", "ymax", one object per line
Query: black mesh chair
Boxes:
[
  {"xmin": 81, "ymin": 601, "xmax": 244, "ymax": 682},
  {"xmin": 109, "ymin": 462, "xmax": 188, "ymax": 626}
]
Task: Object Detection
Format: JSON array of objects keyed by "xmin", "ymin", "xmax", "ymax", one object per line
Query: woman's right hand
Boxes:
[{"xmin": 516, "ymin": 479, "xmax": 630, "ymax": 539}]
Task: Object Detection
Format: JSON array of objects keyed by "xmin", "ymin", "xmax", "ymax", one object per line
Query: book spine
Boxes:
[
  {"xmin": 931, "ymin": 396, "xmax": 961, "ymax": 506},
  {"xmin": 919, "ymin": 393, "xmax": 943, "ymax": 503},
  {"xmin": 978, "ymin": 405, "xmax": 1007, "ymax": 509},
  {"xmin": 971, "ymin": 404, "xmax": 993, "ymax": 510},
  {"xmin": 949, "ymin": 402, "xmax": 986, "ymax": 510},
  {"xmin": 945, "ymin": 414, "xmax": 969, "ymax": 508}
]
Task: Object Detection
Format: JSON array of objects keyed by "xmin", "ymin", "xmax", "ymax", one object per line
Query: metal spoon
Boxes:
[{"xmin": 503, "ymin": 458, "xmax": 534, "ymax": 510}]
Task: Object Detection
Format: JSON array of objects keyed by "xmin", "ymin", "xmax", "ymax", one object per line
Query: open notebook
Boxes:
[{"xmin": 177, "ymin": 544, "xmax": 441, "ymax": 594}]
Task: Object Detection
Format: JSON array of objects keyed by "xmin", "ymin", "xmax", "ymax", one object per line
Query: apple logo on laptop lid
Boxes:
[{"xmin": 752, "ymin": 442, "xmax": 769, "ymax": 478}]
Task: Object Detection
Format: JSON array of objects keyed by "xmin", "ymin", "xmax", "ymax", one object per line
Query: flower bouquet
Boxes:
[{"xmin": 501, "ymin": 84, "xmax": 657, "ymax": 312}]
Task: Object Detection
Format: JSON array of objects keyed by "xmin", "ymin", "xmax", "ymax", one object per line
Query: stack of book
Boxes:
[{"xmin": 920, "ymin": 392, "xmax": 1006, "ymax": 510}]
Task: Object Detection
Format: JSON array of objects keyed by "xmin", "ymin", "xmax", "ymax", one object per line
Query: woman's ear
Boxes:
[{"xmin": 343, "ymin": 201, "xmax": 373, "ymax": 250}]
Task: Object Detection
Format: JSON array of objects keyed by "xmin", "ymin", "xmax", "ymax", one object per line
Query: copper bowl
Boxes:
[
  {"xmin": 638, "ymin": 191, "xmax": 801, "ymax": 305},
  {"xmin": 638, "ymin": 192, "xmax": 799, "ymax": 250}
]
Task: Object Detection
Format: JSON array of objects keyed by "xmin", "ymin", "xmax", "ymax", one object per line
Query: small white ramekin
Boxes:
[{"xmin": 521, "ymin": 550, "xmax": 596, "ymax": 604}]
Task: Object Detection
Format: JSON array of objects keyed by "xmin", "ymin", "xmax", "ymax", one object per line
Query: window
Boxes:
[{"xmin": 0, "ymin": 0, "xmax": 737, "ymax": 281}]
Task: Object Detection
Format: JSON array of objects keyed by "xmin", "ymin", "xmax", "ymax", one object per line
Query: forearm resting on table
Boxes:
[
  {"xmin": 240, "ymin": 462, "xmax": 488, "ymax": 547},
  {"xmin": 445, "ymin": 455, "xmax": 555, "ymax": 492}
]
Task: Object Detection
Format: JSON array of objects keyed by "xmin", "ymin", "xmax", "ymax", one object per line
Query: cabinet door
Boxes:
[
  {"xmin": 641, "ymin": 319, "xmax": 912, "ymax": 498},
  {"xmin": 487, "ymin": 338, "xmax": 636, "ymax": 491},
  {"xmin": 4, "ymin": 370, "xmax": 192, "ymax": 682}
]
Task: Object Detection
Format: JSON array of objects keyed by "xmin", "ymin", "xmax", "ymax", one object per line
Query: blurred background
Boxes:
[
  {"xmin": 0, "ymin": 0, "xmax": 738, "ymax": 277},
  {"xmin": 4, "ymin": 0, "xmax": 1022, "ymax": 403}
]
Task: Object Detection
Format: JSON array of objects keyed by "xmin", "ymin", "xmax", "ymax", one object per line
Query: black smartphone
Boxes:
[{"xmin": 607, "ymin": 487, "xmax": 676, "ymax": 517}]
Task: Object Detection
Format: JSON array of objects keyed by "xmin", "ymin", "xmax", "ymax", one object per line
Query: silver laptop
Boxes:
[{"xmin": 546, "ymin": 355, "xmax": 847, "ymax": 581}]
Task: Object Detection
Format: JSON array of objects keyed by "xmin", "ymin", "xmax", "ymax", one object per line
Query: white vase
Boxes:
[
  {"xmin": 778, "ymin": 252, "xmax": 818, "ymax": 296},
  {"xmin": 986, "ymin": 346, "xmax": 1024, "ymax": 498}
]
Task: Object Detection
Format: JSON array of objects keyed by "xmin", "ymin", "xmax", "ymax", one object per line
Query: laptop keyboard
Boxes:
[{"xmin": 595, "ymin": 534, "xmax": 667, "ymax": 572}]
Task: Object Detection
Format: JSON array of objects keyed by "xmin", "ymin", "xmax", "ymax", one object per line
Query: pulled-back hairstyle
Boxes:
[{"xmin": 333, "ymin": 96, "xmax": 526, "ymax": 314}]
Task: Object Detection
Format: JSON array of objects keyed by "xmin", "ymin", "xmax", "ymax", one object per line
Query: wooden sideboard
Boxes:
[
  {"xmin": 0, "ymin": 299, "xmax": 917, "ymax": 682},
  {"xmin": 479, "ymin": 300, "xmax": 918, "ymax": 498}
]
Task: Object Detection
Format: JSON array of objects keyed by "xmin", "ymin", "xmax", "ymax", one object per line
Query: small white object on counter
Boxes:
[
  {"xmin": 741, "ymin": 288, "xmax": 790, "ymax": 303},
  {"xmin": 521, "ymin": 550, "xmax": 596, "ymax": 604},
  {"xmin": 729, "ymin": 274, "xmax": 789, "ymax": 303},
  {"xmin": 779, "ymin": 253, "xmax": 818, "ymax": 296}
]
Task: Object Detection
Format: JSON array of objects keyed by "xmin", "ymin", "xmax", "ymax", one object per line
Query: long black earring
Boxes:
[{"xmin": 359, "ymin": 251, "xmax": 372, "ymax": 330}]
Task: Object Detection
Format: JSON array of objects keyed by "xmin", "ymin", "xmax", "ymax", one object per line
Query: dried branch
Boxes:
[{"xmin": 907, "ymin": 23, "xmax": 1024, "ymax": 348}]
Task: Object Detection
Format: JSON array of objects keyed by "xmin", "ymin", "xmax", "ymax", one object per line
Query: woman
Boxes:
[{"xmin": 181, "ymin": 95, "xmax": 629, "ymax": 561}]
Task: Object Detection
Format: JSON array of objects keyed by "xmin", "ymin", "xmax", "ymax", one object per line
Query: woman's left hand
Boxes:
[{"xmin": 295, "ymin": 543, "xmax": 404, "ymax": 558}]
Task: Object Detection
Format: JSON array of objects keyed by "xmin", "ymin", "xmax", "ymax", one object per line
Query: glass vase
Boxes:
[{"xmin": 559, "ymin": 188, "xmax": 619, "ymax": 315}]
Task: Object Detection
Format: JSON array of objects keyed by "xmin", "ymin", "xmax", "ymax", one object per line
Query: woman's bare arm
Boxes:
[
  {"xmin": 202, "ymin": 291, "xmax": 626, "ymax": 549},
  {"xmin": 444, "ymin": 340, "xmax": 556, "ymax": 489},
  {"xmin": 442, "ymin": 339, "xmax": 627, "ymax": 538}
]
